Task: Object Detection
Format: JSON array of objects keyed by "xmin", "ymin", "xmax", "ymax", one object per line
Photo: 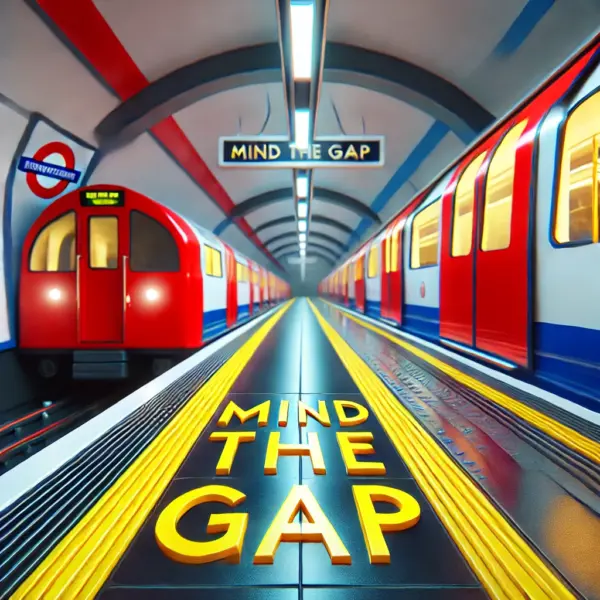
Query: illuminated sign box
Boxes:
[
  {"xmin": 80, "ymin": 190, "xmax": 125, "ymax": 207},
  {"xmin": 219, "ymin": 136, "xmax": 385, "ymax": 168}
]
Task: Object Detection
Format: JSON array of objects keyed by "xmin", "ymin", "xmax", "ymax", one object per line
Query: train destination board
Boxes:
[
  {"xmin": 219, "ymin": 136, "xmax": 385, "ymax": 168},
  {"xmin": 80, "ymin": 189, "xmax": 125, "ymax": 207}
]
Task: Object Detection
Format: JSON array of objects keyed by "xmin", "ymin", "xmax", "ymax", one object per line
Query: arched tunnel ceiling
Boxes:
[{"xmin": 4, "ymin": 0, "xmax": 599, "ymax": 286}]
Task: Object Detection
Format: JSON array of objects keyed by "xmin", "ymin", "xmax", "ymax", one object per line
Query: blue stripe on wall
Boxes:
[
  {"xmin": 345, "ymin": 0, "xmax": 554, "ymax": 253},
  {"xmin": 349, "ymin": 121, "xmax": 451, "ymax": 247},
  {"xmin": 494, "ymin": 0, "xmax": 555, "ymax": 57}
]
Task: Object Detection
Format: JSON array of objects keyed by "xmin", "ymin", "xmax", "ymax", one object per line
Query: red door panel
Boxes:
[
  {"xmin": 390, "ymin": 221, "xmax": 404, "ymax": 324},
  {"xmin": 381, "ymin": 236, "xmax": 390, "ymax": 318},
  {"xmin": 78, "ymin": 213, "xmax": 125, "ymax": 343},
  {"xmin": 224, "ymin": 245, "xmax": 237, "ymax": 327},
  {"xmin": 475, "ymin": 121, "xmax": 533, "ymax": 367},
  {"xmin": 440, "ymin": 152, "xmax": 488, "ymax": 346},
  {"xmin": 355, "ymin": 255, "xmax": 366, "ymax": 312}
]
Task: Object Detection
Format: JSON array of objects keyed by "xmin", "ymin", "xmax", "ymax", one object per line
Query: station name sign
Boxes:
[{"xmin": 219, "ymin": 136, "xmax": 385, "ymax": 168}]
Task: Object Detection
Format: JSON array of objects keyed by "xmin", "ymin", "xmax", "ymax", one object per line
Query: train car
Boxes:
[
  {"xmin": 321, "ymin": 34, "xmax": 600, "ymax": 409},
  {"xmin": 19, "ymin": 184, "xmax": 289, "ymax": 380}
]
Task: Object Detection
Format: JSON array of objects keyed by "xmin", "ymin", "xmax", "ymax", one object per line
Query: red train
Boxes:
[
  {"xmin": 19, "ymin": 185, "xmax": 290, "ymax": 379},
  {"xmin": 320, "ymin": 34, "xmax": 600, "ymax": 409}
]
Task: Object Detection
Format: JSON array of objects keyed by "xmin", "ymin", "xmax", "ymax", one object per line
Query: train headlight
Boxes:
[
  {"xmin": 47, "ymin": 288, "xmax": 62, "ymax": 302},
  {"xmin": 144, "ymin": 287, "xmax": 160, "ymax": 302}
]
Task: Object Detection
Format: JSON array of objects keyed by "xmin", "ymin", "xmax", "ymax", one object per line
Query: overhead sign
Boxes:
[
  {"xmin": 80, "ymin": 189, "xmax": 125, "ymax": 207},
  {"xmin": 18, "ymin": 141, "xmax": 82, "ymax": 199},
  {"xmin": 219, "ymin": 136, "xmax": 384, "ymax": 168}
]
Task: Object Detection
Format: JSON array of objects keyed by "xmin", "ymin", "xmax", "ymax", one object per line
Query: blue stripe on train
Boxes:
[
  {"xmin": 403, "ymin": 304, "xmax": 440, "ymax": 342},
  {"xmin": 203, "ymin": 308, "xmax": 227, "ymax": 339},
  {"xmin": 237, "ymin": 304, "xmax": 250, "ymax": 321},
  {"xmin": 534, "ymin": 322, "xmax": 600, "ymax": 407}
]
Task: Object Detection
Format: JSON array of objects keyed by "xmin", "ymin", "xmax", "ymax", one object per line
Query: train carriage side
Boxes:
[
  {"xmin": 364, "ymin": 231, "xmax": 386, "ymax": 318},
  {"xmin": 533, "ymin": 58, "xmax": 600, "ymax": 402},
  {"xmin": 249, "ymin": 261, "xmax": 260, "ymax": 313}
]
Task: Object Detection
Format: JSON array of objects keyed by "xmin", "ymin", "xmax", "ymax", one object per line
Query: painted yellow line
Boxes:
[
  {"xmin": 308, "ymin": 299, "xmax": 574, "ymax": 600},
  {"xmin": 325, "ymin": 300, "xmax": 600, "ymax": 465},
  {"xmin": 12, "ymin": 300, "xmax": 294, "ymax": 600}
]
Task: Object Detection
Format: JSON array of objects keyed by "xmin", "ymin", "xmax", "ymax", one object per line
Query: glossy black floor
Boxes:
[{"xmin": 99, "ymin": 300, "xmax": 487, "ymax": 599}]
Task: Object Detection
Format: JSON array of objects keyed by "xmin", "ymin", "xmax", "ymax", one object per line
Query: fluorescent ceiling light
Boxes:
[
  {"xmin": 298, "ymin": 219, "xmax": 307, "ymax": 232},
  {"xmin": 296, "ymin": 174, "xmax": 308, "ymax": 198},
  {"xmin": 290, "ymin": 1, "xmax": 314, "ymax": 80},
  {"xmin": 294, "ymin": 109, "xmax": 310, "ymax": 150},
  {"xmin": 300, "ymin": 247, "xmax": 306, "ymax": 257},
  {"xmin": 299, "ymin": 241, "xmax": 307, "ymax": 249},
  {"xmin": 299, "ymin": 232, "xmax": 307, "ymax": 242},
  {"xmin": 297, "ymin": 201, "xmax": 308, "ymax": 219}
]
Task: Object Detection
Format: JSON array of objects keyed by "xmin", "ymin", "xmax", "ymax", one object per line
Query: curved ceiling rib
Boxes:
[
  {"xmin": 95, "ymin": 42, "xmax": 495, "ymax": 150},
  {"xmin": 272, "ymin": 241, "xmax": 340, "ymax": 259},
  {"xmin": 254, "ymin": 215, "xmax": 353, "ymax": 236},
  {"xmin": 213, "ymin": 187, "xmax": 380, "ymax": 235},
  {"xmin": 279, "ymin": 251, "xmax": 335, "ymax": 266},
  {"xmin": 264, "ymin": 230, "xmax": 346, "ymax": 251}
]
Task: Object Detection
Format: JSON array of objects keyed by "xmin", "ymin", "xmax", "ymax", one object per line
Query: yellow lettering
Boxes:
[
  {"xmin": 337, "ymin": 432, "xmax": 386, "ymax": 476},
  {"xmin": 268, "ymin": 144, "xmax": 281, "ymax": 160},
  {"xmin": 209, "ymin": 431, "xmax": 256, "ymax": 475},
  {"xmin": 299, "ymin": 400, "xmax": 331, "ymax": 427},
  {"xmin": 278, "ymin": 400, "xmax": 289, "ymax": 426},
  {"xmin": 98, "ymin": 191, "xmax": 108, "ymax": 198},
  {"xmin": 312, "ymin": 144, "xmax": 321, "ymax": 159},
  {"xmin": 217, "ymin": 400, "xmax": 270, "ymax": 428},
  {"xmin": 231, "ymin": 145, "xmax": 247, "ymax": 160},
  {"xmin": 333, "ymin": 400, "xmax": 369, "ymax": 427},
  {"xmin": 345, "ymin": 145, "xmax": 359, "ymax": 160},
  {"xmin": 264, "ymin": 431, "xmax": 325, "ymax": 475},
  {"xmin": 253, "ymin": 144, "xmax": 267, "ymax": 160},
  {"xmin": 254, "ymin": 484, "xmax": 351, "ymax": 565},
  {"xmin": 353, "ymin": 485, "xmax": 421, "ymax": 564},
  {"xmin": 360, "ymin": 144, "xmax": 371, "ymax": 159},
  {"xmin": 328, "ymin": 144, "xmax": 343, "ymax": 160},
  {"xmin": 155, "ymin": 485, "xmax": 248, "ymax": 564}
]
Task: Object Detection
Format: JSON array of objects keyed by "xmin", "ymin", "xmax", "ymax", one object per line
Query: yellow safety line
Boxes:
[
  {"xmin": 12, "ymin": 300, "xmax": 294, "ymax": 600},
  {"xmin": 308, "ymin": 299, "xmax": 575, "ymax": 600},
  {"xmin": 324, "ymin": 300, "xmax": 600, "ymax": 465}
]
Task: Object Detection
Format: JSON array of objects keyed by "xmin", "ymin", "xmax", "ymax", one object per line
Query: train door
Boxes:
[
  {"xmin": 224, "ymin": 245, "xmax": 237, "ymax": 327},
  {"xmin": 348, "ymin": 262, "xmax": 356, "ymax": 308},
  {"xmin": 380, "ymin": 225, "xmax": 394, "ymax": 319},
  {"xmin": 343, "ymin": 264, "xmax": 349, "ymax": 305},
  {"xmin": 77, "ymin": 206, "xmax": 126, "ymax": 343},
  {"xmin": 355, "ymin": 253, "xmax": 366, "ymax": 312},
  {"xmin": 365, "ymin": 239, "xmax": 382, "ymax": 317},
  {"xmin": 475, "ymin": 120, "xmax": 531, "ymax": 367},
  {"xmin": 247, "ymin": 261, "xmax": 254, "ymax": 315},
  {"xmin": 439, "ymin": 152, "xmax": 488, "ymax": 347},
  {"xmin": 388, "ymin": 218, "xmax": 404, "ymax": 324}
]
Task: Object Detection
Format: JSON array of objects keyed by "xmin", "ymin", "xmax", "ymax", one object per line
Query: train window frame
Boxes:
[
  {"xmin": 480, "ymin": 120, "xmax": 528, "ymax": 253},
  {"xmin": 29, "ymin": 211, "xmax": 77, "ymax": 273},
  {"xmin": 88, "ymin": 216, "xmax": 119, "ymax": 270},
  {"xmin": 552, "ymin": 90, "xmax": 600, "ymax": 247},
  {"xmin": 390, "ymin": 223, "xmax": 401, "ymax": 272},
  {"xmin": 129, "ymin": 210, "xmax": 180, "ymax": 273},
  {"xmin": 451, "ymin": 152, "xmax": 487, "ymax": 258},
  {"xmin": 410, "ymin": 199, "xmax": 441, "ymax": 270},
  {"xmin": 205, "ymin": 245, "xmax": 223, "ymax": 278},
  {"xmin": 367, "ymin": 246, "xmax": 378, "ymax": 278}
]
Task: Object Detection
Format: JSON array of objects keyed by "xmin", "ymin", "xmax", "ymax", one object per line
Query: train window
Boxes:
[
  {"xmin": 342, "ymin": 265, "xmax": 348, "ymax": 285},
  {"xmin": 482, "ymin": 121, "xmax": 528, "ymax": 252},
  {"xmin": 205, "ymin": 246, "xmax": 223, "ymax": 277},
  {"xmin": 29, "ymin": 211, "xmax": 76, "ymax": 272},
  {"xmin": 367, "ymin": 246, "xmax": 378, "ymax": 278},
  {"xmin": 89, "ymin": 217, "xmax": 118, "ymax": 269},
  {"xmin": 356, "ymin": 256, "xmax": 365, "ymax": 281},
  {"xmin": 452, "ymin": 152, "xmax": 486, "ymax": 257},
  {"xmin": 555, "ymin": 92, "xmax": 600, "ymax": 244},
  {"xmin": 130, "ymin": 211, "xmax": 179, "ymax": 272},
  {"xmin": 411, "ymin": 200, "xmax": 440, "ymax": 268},
  {"xmin": 391, "ymin": 225, "xmax": 401, "ymax": 272},
  {"xmin": 384, "ymin": 234, "xmax": 391, "ymax": 273}
]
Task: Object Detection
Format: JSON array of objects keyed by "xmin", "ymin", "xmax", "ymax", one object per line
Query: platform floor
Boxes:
[{"xmin": 3, "ymin": 298, "xmax": 600, "ymax": 600}]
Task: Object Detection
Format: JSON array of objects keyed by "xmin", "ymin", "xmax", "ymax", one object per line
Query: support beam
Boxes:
[
  {"xmin": 264, "ymin": 230, "xmax": 346, "ymax": 251},
  {"xmin": 272, "ymin": 241, "xmax": 340, "ymax": 259},
  {"xmin": 95, "ymin": 42, "xmax": 495, "ymax": 150},
  {"xmin": 214, "ymin": 186, "xmax": 379, "ymax": 236},
  {"xmin": 279, "ymin": 251, "xmax": 335, "ymax": 266}
]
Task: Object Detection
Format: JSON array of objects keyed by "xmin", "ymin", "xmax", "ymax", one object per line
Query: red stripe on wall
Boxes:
[{"xmin": 35, "ymin": 0, "xmax": 280, "ymax": 267}]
